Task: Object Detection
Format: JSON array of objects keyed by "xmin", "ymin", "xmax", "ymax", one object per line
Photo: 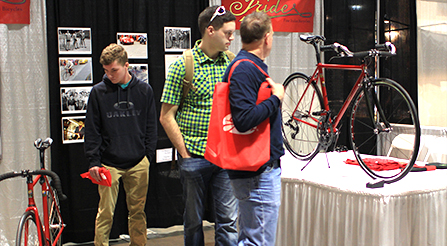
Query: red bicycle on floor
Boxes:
[
  {"xmin": 281, "ymin": 35, "xmax": 420, "ymax": 187},
  {"xmin": 0, "ymin": 138, "xmax": 67, "ymax": 246}
]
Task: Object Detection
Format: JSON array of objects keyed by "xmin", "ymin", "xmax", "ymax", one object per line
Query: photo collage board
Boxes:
[
  {"xmin": 58, "ymin": 28, "xmax": 150, "ymax": 144},
  {"xmin": 58, "ymin": 27, "xmax": 191, "ymax": 144},
  {"xmin": 58, "ymin": 27, "xmax": 92, "ymax": 144}
]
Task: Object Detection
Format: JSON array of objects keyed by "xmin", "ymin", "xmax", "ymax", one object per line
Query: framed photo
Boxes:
[
  {"xmin": 62, "ymin": 116, "xmax": 86, "ymax": 144},
  {"xmin": 164, "ymin": 54, "xmax": 181, "ymax": 78},
  {"xmin": 116, "ymin": 32, "xmax": 148, "ymax": 59},
  {"xmin": 128, "ymin": 64, "xmax": 148, "ymax": 83},
  {"xmin": 59, "ymin": 57, "xmax": 93, "ymax": 84},
  {"xmin": 60, "ymin": 87, "xmax": 92, "ymax": 114},
  {"xmin": 164, "ymin": 27, "xmax": 191, "ymax": 52},
  {"xmin": 58, "ymin": 27, "xmax": 91, "ymax": 55}
]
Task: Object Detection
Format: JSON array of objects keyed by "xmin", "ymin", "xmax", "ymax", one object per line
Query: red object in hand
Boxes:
[{"xmin": 80, "ymin": 167, "xmax": 112, "ymax": 187}]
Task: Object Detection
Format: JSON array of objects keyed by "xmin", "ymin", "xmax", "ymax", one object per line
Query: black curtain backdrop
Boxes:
[
  {"xmin": 323, "ymin": 0, "xmax": 416, "ymax": 149},
  {"xmin": 46, "ymin": 0, "xmax": 207, "ymax": 243}
]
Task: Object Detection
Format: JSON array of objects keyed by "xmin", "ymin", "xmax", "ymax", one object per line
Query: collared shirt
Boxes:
[{"xmin": 161, "ymin": 40, "xmax": 232, "ymax": 155}]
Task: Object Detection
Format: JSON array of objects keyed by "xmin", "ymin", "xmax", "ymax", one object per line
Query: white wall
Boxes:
[{"xmin": 417, "ymin": 0, "xmax": 447, "ymax": 127}]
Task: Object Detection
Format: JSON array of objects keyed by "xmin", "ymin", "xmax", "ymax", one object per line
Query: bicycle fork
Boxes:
[
  {"xmin": 25, "ymin": 175, "xmax": 46, "ymax": 246},
  {"xmin": 361, "ymin": 80, "xmax": 392, "ymax": 134}
]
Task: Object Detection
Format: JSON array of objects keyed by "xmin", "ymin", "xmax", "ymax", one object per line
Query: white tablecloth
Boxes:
[{"xmin": 277, "ymin": 151, "xmax": 447, "ymax": 246}]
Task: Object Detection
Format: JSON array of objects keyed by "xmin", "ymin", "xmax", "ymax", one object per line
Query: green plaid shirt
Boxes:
[{"xmin": 161, "ymin": 40, "xmax": 232, "ymax": 156}]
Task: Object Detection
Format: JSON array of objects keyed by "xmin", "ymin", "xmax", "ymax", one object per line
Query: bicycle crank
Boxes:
[{"xmin": 316, "ymin": 115, "xmax": 336, "ymax": 150}]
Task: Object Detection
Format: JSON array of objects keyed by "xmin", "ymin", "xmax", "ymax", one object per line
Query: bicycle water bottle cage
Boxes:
[{"xmin": 312, "ymin": 110, "xmax": 328, "ymax": 116}]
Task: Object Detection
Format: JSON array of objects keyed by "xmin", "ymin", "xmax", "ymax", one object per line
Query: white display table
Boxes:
[{"xmin": 277, "ymin": 151, "xmax": 447, "ymax": 246}]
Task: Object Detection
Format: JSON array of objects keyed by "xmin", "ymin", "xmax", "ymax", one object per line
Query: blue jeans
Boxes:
[
  {"xmin": 230, "ymin": 161, "xmax": 281, "ymax": 246},
  {"xmin": 178, "ymin": 156, "xmax": 238, "ymax": 246}
]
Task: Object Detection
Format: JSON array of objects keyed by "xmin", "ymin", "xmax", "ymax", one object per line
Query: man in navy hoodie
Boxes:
[{"xmin": 84, "ymin": 43, "xmax": 157, "ymax": 246}]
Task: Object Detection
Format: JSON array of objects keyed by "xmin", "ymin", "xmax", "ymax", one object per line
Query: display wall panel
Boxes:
[{"xmin": 46, "ymin": 0, "xmax": 208, "ymax": 243}]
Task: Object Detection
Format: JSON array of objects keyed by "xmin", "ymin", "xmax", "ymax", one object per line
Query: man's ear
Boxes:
[
  {"xmin": 205, "ymin": 25, "xmax": 214, "ymax": 36},
  {"xmin": 264, "ymin": 32, "xmax": 271, "ymax": 45}
]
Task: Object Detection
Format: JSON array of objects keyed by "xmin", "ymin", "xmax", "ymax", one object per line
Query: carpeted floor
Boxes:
[{"xmin": 63, "ymin": 222, "xmax": 215, "ymax": 246}]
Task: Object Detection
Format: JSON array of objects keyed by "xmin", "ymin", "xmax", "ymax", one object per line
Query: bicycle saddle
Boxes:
[{"xmin": 299, "ymin": 35, "xmax": 325, "ymax": 43}]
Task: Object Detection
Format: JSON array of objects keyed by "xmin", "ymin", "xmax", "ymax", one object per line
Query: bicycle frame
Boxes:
[
  {"xmin": 294, "ymin": 62, "xmax": 367, "ymax": 133},
  {"xmin": 25, "ymin": 172, "xmax": 64, "ymax": 246}
]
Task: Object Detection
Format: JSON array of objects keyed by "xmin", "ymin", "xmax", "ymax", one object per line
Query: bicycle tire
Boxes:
[
  {"xmin": 16, "ymin": 211, "xmax": 44, "ymax": 246},
  {"xmin": 349, "ymin": 78, "xmax": 420, "ymax": 183},
  {"xmin": 282, "ymin": 72, "xmax": 324, "ymax": 160}
]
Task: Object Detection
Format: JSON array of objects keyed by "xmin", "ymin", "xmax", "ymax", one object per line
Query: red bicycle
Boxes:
[
  {"xmin": 0, "ymin": 138, "xmax": 66, "ymax": 246},
  {"xmin": 281, "ymin": 35, "xmax": 420, "ymax": 187}
]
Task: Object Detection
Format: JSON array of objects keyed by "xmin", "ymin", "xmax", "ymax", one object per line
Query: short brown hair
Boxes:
[
  {"xmin": 99, "ymin": 43, "xmax": 128, "ymax": 66},
  {"xmin": 240, "ymin": 11, "xmax": 272, "ymax": 44},
  {"xmin": 198, "ymin": 5, "xmax": 236, "ymax": 36}
]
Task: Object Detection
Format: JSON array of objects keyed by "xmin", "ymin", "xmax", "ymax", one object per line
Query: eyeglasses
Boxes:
[{"xmin": 207, "ymin": 6, "xmax": 226, "ymax": 27}]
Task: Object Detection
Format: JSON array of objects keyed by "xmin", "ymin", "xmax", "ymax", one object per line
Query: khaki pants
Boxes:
[{"xmin": 94, "ymin": 157, "xmax": 150, "ymax": 246}]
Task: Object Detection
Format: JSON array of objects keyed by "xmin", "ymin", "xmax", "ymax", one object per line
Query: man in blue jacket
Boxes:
[
  {"xmin": 84, "ymin": 43, "xmax": 157, "ymax": 246},
  {"xmin": 222, "ymin": 11, "xmax": 284, "ymax": 246}
]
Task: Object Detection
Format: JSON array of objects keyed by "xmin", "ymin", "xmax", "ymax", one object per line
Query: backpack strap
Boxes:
[
  {"xmin": 179, "ymin": 49, "xmax": 235, "ymax": 110},
  {"xmin": 179, "ymin": 49, "xmax": 196, "ymax": 110},
  {"xmin": 224, "ymin": 50, "xmax": 235, "ymax": 61}
]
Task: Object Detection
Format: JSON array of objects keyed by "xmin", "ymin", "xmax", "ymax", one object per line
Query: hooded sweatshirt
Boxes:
[{"xmin": 84, "ymin": 73, "xmax": 157, "ymax": 169}]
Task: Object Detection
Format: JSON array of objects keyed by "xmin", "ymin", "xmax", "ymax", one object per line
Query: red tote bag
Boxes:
[{"xmin": 204, "ymin": 59, "xmax": 271, "ymax": 172}]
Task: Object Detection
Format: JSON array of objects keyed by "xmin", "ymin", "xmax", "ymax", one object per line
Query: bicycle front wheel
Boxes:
[
  {"xmin": 282, "ymin": 72, "xmax": 324, "ymax": 160},
  {"xmin": 62, "ymin": 71, "xmax": 69, "ymax": 81},
  {"xmin": 16, "ymin": 211, "xmax": 44, "ymax": 246},
  {"xmin": 350, "ymin": 78, "xmax": 420, "ymax": 183}
]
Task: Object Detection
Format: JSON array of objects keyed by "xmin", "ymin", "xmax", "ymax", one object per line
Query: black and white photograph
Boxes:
[
  {"xmin": 58, "ymin": 27, "xmax": 91, "ymax": 55},
  {"xmin": 62, "ymin": 116, "xmax": 86, "ymax": 144},
  {"xmin": 128, "ymin": 64, "xmax": 148, "ymax": 83},
  {"xmin": 164, "ymin": 54, "xmax": 181, "ymax": 78},
  {"xmin": 60, "ymin": 87, "xmax": 91, "ymax": 114},
  {"xmin": 164, "ymin": 27, "xmax": 191, "ymax": 52},
  {"xmin": 116, "ymin": 32, "xmax": 148, "ymax": 59},
  {"xmin": 59, "ymin": 57, "xmax": 93, "ymax": 84}
]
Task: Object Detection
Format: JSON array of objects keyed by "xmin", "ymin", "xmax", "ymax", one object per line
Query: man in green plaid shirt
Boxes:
[
  {"xmin": 161, "ymin": 40, "xmax": 230, "ymax": 156},
  {"xmin": 159, "ymin": 5, "xmax": 238, "ymax": 246}
]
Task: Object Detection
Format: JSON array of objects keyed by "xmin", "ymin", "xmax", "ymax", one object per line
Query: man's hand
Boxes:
[
  {"xmin": 266, "ymin": 77, "xmax": 284, "ymax": 102},
  {"xmin": 89, "ymin": 166, "xmax": 103, "ymax": 183}
]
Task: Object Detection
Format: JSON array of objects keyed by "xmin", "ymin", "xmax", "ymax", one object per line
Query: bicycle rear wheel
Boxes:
[
  {"xmin": 47, "ymin": 184, "xmax": 64, "ymax": 246},
  {"xmin": 282, "ymin": 72, "xmax": 324, "ymax": 160},
  {"xmin": 16, "ymin": 211, "xmax": 44, "ymax": 246},
  {"xmin": 349, "ymin": 78, "xmax": 420, "ymax": 183}
]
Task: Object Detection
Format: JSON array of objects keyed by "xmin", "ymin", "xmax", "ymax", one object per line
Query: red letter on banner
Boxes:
[{"xmin": 222, "ymin": 0, "xmax": 315, "ymax": 33}]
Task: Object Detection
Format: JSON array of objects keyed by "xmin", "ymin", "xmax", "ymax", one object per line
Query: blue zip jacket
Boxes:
[{"xmin": 223, "ymin": 50, "xmax": 284, "ymax": 177}]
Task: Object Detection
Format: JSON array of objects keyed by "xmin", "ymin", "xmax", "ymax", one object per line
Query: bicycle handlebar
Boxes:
[
  {"xmin": 300, "ymin": 35, "xmax": 396, "ymax": 60},
  {"xmin": 0, "ymin": 169, "xmax": 67, "ymax": 201},
  {"xmin": 321, "ymin": 42, "xmax": 396, "ymax": 58}
]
